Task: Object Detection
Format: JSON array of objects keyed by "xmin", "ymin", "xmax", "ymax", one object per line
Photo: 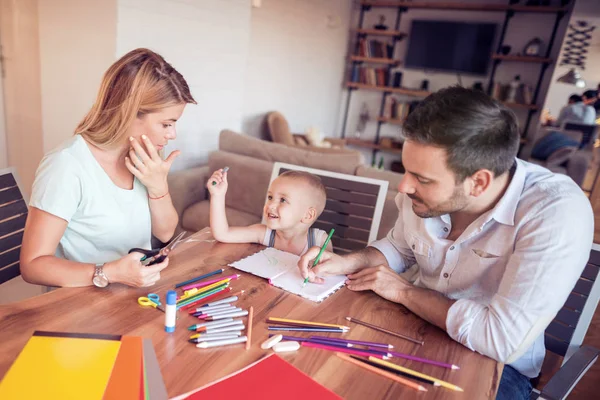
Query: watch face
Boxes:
[{"xmin": 93, "ymin": 274, "xmax": 109, "ymax": 288}]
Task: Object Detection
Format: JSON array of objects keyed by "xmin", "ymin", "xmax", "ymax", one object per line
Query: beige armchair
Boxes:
[{"xmin": 265, "ymin": 111, "xmax": 348, "ymax": 152}]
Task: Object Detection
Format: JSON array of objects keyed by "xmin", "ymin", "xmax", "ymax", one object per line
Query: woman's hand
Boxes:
[
  {"xmin": 125, "ymin": 135, "xmax": 179, "ymax": 197},
  {"xmin": 104, "ymin": 252, "xmax": 169, "ymax": 287},
  {"xmin": 207, "ymin": 168, "xmax": 228, "ymax": 197}
]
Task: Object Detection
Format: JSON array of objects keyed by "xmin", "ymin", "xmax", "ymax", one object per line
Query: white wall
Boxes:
[
  {"xmin": 117, "ymin": 0, "xmax": 252, "ymax": 171},
  {"xmin": 38, "ymin": 0, "xmax": 118, "ymax": 153},
  {"xmin": 543, "ymin": 0, "xmax": 600, "ymax": 117},
  {"xmin": 242, "ymin": 0, "xmax": 352, "ymax": 140}
]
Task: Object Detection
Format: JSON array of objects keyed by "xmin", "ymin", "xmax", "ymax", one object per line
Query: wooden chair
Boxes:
[
  {"xmin": 0, "ymin": 168, "xmax": 28, "ymax": 285},
  {"xmin": 266, "ymin": 162, "xmax": 388, "ymax": 254},
  {"xmin": 531, "ymin": 244, "xmax": 600, "ymax": 399}
]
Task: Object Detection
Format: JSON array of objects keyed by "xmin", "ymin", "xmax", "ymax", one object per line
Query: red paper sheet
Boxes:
[{"xmin": 179, "ymin": 354, "xmax": 341, "ymax": 400}]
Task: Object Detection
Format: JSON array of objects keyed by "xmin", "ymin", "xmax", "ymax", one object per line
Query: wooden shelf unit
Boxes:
[
  {"xmin": 350, "ymin": 55, "xmax": 398, "ymax": 65},
  {"xmin": 492, "ymin": 54, "xmax": 553, "ymax": 63},
  {"xmin": 346, "ymin": 138, "xmax": 403, "ymax": 155},
  {"xmin": 356, "ymin": 28, "xmax": 406, "ymax": 37},
  {"xmin": 347, "ymin": 82, "xmax": 430, "ymax": 98},
  {"xmin": 360, "ymin": 1, "xmax": 568, "ymax": 13},
  {"xmin": 377, "ymin": 116, "xmax": 404, "ymax": 125}
]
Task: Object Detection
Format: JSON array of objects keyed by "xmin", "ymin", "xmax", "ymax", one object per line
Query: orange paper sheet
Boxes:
[{"xmin": 103, "ymin": 336, "xmax": 143, "ymax": 400}]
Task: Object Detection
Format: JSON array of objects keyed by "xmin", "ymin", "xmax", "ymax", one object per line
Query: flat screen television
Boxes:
[{"xmin": 404, "ymin": 20, "xmax": 497, "ymax": 75}]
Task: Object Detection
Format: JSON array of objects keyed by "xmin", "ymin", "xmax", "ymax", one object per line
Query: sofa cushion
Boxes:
[
  {"xmin": 182, "ymin": 200, "xmax": 261, "ymax": 233},
  {"xmin": 208, "ymin": 151, "xmax": 272, "ymax": 217},
  {"xmin": 219, "ymin": 130, "xmax": 363, "ymax": 175}
]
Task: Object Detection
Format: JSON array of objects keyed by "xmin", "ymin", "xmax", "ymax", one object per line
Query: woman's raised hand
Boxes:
[{"xmin": 125, "ymin": 135, "xmax": 179, "ymax": 197}]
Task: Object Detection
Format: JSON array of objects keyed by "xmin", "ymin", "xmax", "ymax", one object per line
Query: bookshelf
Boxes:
[
  {"xmin": 341, "ymin": 1, "xmax": 573, "ymax": 166},
  {"xmin": 360, "ymin": 1, "xmax": 568, "ymax": 13}
]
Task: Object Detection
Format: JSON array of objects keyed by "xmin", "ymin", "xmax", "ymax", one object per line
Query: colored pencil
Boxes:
[
  {"xmin": 176, "ymin": 284, "xmax": 229, "ymax": 308},
  {"xmin": 246, "ymin": 306, "xmax": 254, "ymax": 350},
  {"xmin": 177, "ymin": 282, "xmax": 229, "ymax": 305},
  {"xmin": 192, "ymin": 305, "xmax": 236, "ymax": 316},
  {"xmin": 193, "ymin": 307, "xmax": 237, "ymax": 318},
  {"xmin": 188, "ymin": 334, "xmax": 240, "ymax": 343},
  {"xmin": 268, "ymin": 334, "xmax": 353, "ymax": 348},
  {"xmin": 203, "ymin": 310, "xmax": 248, "ymax": 321},
  {"xmin": 196, "ymin": 307, "xmax": 242, "ymax": 319},
  {"xmin": 188, "ymin": 318, "xmax": 236, "ymax": 331},
  {"xmin": 179, "ymin": 287, "xmax": 233, "ymax": 311},
  {"xmin": 302, "ymin": 228, "xmax": 335, "ymax": 287},
  {"xmin": 268, "ymin": 327, "xmax": 348, "ymax": 333},
  {"xmin": 191, "ymin": 325, "xmax": 245, "ymax": 336},
  {"xmin": 310, "ymin": 336, "xmax": 393, "ymax": 349},
  {"xmin": 178, "ymin": 277, "xmax": 235, "ymax": 302},
  {"xmin": 368, "ymin": 357, "xmax": 463, "ymax": 392},
  {"xmin": 349, "ymin": 356, "xmax": 435, "ymax": 385},
  {"xmin": 267, "ymin": 317, "xmax": 349, "ymax": 330},
  {"xmin": 337, "ymin": 354, "xmax": 427, "ymax": 392},
  {"xmin": 181, "ymin": 274, "xmax": 240, "ymax": 291},
  {"xmin": 345, "ymin": 317, "xmax": 423, "ymax": 345},
  {"xmin": 301, "ymin": 341, "xmax": 388, "ymax": 359},
  {"xmin": 383, "ymin": 349, "xmax": 459, "ymax": 370},
  {"xmin": 196, "ymin": 336, "xmax": 248, "ymax": 348},
  {"xmin": 175, "ymin": 268, "xmax": 225, "ymax": 288},
  {"xmin": 186, "ymin": 293, "xmax": 241, "ymax": 311}
]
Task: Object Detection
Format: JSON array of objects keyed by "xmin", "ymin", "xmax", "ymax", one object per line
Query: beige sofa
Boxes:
[{"xmin": 168, "ymin": 130, "xmax": 403, "ymax": 241}]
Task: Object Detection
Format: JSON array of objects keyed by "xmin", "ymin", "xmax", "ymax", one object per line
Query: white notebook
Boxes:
[{"xmin": 230, "ymin": 247, "xmax": 346, "ymax": 303}]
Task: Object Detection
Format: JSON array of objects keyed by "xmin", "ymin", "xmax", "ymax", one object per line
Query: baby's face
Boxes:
[{"xmin": 264, "ymin": 177, "xmax": 313, "ymax": 231}]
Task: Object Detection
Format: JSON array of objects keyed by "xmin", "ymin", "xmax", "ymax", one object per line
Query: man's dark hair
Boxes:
[
  {"xmin": 569, "ymin": 94, "xmax": 583, "ymax": 103},
  {"xmin": 582, "ymin": 90, "xmax": 598, "ymax": 100},
  {"xmin": 403, "ymin": 86, "xmax": 519, "ymax": 182}
]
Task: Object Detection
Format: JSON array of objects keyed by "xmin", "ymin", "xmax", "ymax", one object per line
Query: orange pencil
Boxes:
[
  {"xmin": 336, "ymin": 353, "xmax": 427, "ymax": 392},
  {"xmin": 246, "ymin": 306, "xmax": 254, "ymax": 350}
]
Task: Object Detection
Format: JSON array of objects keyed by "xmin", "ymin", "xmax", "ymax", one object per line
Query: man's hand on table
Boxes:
[{"xmin": 346, "ymin": 265, "xmax": 411, "ymax": 303}]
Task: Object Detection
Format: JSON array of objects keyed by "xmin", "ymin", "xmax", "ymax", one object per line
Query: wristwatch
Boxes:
[{"xmin": 92, "ymin": 263, "xmax": 109, "ymax": 288}]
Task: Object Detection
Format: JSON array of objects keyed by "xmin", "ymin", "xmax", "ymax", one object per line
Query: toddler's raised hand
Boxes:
[{"xmin": 207, "ymin": 167, "xmax": 228, "ymax": 196}]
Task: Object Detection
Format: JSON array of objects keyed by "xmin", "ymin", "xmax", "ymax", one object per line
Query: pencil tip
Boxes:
[
  {"xmin": 388, "ymin": 345, "xmax": 394, "ymax": 349},
  {"xmin": 452, "ymin": 365, "xmax": 460, "ymax": 370},
  {"xmin": 345, "ymin": 316, "xmax": 351, "ymax": 321},
  {"xmin": 419, "ymin": 387, "xmax": 428, "ymax": 392},
  {"xmin": 456, "ymin": 387, "xmax": 464, "ymax": 392}
]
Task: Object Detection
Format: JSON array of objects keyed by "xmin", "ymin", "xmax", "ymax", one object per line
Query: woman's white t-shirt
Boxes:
[{"xmin": 29, "ymin": 135, "xmax": 152, "ymax": 264}]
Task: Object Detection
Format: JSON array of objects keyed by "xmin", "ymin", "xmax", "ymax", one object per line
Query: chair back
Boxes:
[
  {"xmin": 267, "ymin": 162, "xmax": 388, "ymax": 254},
  {"xmin": 562, "ymin": 122, "xmax": 597, "ymax": 149},
  {"xmin": 545, "ymin": 244, "xmax": 600, "ymax": 363},
  {"xmin": 0, "ymin": 168, "xmax": 28, "ymax": 285}
]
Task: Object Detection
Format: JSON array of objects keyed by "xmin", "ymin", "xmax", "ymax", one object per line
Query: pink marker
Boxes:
[{"xmin": 181, "ymin": 274, "xmax": 240, "ymax": 291}]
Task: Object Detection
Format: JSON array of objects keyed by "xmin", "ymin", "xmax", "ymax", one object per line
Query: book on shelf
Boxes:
[
  {"xmin": 356, "ymin": 38, "xmax": 393, "ymax": 59},
  {"xmin": 352, "ymin": 66, "xmax": 390, "ymax": 86}
]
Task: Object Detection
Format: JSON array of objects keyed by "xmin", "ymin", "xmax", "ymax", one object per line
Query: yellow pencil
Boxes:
[
  {"xmin": 368, "ymin": 357, "xmax": 463, "ymax": 392},
  {"xmin": 177, "ymin": 278, "xmax": 232, "ymax": 303},
  {"xmin": 267, "ymin": 317, "xmax": 350, "ymax": 330}
]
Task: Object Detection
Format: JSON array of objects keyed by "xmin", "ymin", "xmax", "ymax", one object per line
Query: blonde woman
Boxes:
[{"xmin": 20, "ymin": 48, "xmax": 196, "ymax": 288}]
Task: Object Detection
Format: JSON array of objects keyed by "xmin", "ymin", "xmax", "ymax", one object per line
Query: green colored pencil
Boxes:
[{"xmin": 302, "ymin": 228, "xmax": 335, "ymax": 287}]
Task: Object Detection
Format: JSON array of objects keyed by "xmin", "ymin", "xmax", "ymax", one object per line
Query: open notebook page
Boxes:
[{"xmin": 230, "ymin": 247, "xmax": 346, "ymax": 302}]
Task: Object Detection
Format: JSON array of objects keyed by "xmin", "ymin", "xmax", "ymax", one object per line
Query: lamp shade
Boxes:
[{"xmin": 557, "ymin": 68, "xmax": 586, "ymax": 88}]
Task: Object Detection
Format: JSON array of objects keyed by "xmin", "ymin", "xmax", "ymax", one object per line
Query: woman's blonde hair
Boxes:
[{"xmin": 76, "ymin": 48, "xmax": 196, "ymax": 148}]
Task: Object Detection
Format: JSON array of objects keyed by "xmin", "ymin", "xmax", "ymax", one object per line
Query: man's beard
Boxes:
[{"xmin": 408, "ymin": 185, "xmax": 469, "ymax": 218}]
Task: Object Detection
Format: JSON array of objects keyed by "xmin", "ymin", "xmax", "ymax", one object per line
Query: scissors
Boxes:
[
  {"xmin": 129, "ymin": 231, "xmax": 186, "ymax": 266},
  {"xmin": 138, "ymin": 293, "xmax": 165, "ymax": 312}
]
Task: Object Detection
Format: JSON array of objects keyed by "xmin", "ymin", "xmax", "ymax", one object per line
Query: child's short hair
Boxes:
[{"xmin": 279, "ymin": 170, "xmax": 327, "ymax": 217}]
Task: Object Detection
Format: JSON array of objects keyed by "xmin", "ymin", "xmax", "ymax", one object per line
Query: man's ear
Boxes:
[
  {"xmin": 469, "ymin": 169, "xmax": 494, "ymax": 197},
  {"xmin": 302, "ymin": 207, "xmax": 317, "ymax": 223}
]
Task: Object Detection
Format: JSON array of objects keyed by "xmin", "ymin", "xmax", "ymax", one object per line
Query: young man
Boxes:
[
  {"xmin": 299, "ymin": 86, "xmax": 593, "ymax": 400},
  {"xmin": 555, "ymin": 93, "xmax": 596, "ymax": 126}
]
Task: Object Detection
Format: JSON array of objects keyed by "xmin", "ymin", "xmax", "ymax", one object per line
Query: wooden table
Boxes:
[{"xmin": 0, "ymin": 231, "xmax": 501, "ymax": 399}]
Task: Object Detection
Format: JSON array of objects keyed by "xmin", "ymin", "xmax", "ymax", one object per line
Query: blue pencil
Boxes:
[
  {"xmin": 175, "ymin": 268, "xmax": 225, "ymax": 289},
  {"xmin": 267, "ymin": 326, "xmax": 347, "ymax": 333}
]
